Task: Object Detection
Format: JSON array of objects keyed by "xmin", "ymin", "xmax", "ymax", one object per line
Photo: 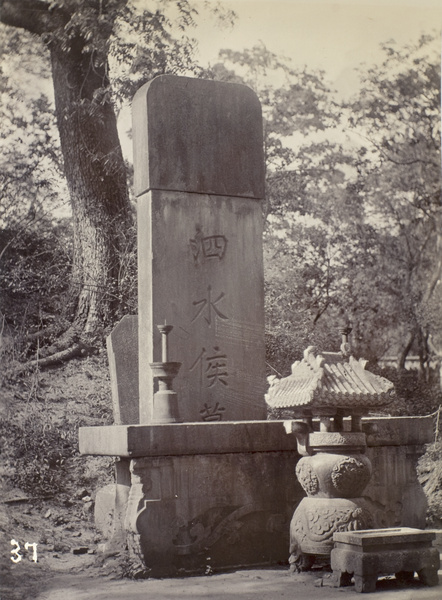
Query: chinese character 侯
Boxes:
[
  {"xmin": 189, "ymin": 346, "xmax": 229, "ymax": 388},
  {"xmin": 205, "ymin": 347, "xmax": 228, "ymax": 387}
]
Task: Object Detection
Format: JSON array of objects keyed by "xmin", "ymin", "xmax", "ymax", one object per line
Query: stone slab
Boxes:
[
  {"xmin": 364, "ymin": 445, "xmax": 429, "ymax": 528},
  {"xmin": 106, "ymin": 315, "xmax": 139, "ymax": 424},
  {"xmin": 79, "ymin": 421, "xmax": 297, "ymax": 457},
  {"xmin": 363, "ymin": 415, "xmax": 434, "ymax": 447},
  {"xmin": 94, "ymin": 484, "xmax": 115, "ymax": 538},
  {"xmin": 333, "ymin": 527, "xmax": 436, "ymax": 547},
  {"xmin": 132, "ymin": 75, "xmax": 265, "ymax": 199},
  {"xmin": 137, "ymin": 189, "xmax": 267, "ymax": 423},
  {"xmin": 134, "ymin": 74, "xmax": 267, "ymax": 424},
  {"xmin": 79, "ymin": 416, "xmax": 434, "ymax": 458}
]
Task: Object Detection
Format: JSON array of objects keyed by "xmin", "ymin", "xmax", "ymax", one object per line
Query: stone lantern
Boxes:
[{"xmin": 266, "ymin": 329, "xmax": 396, "ymax": 571}]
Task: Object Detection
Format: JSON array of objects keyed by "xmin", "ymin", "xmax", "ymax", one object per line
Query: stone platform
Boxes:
[
  {"xmin": 79, "ymin": 415, "xmax": 434, "ymax": 576},
  {"xmin": 331, "ymin": 527, "xmax": 440, "ymax": 593}
]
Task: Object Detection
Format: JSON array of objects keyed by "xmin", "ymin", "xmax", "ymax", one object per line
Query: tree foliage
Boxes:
[
  {"xmin": 209, "ymin": 45, "xmax": 359, "ymax": 371},
  {"xmin": 347, "ymin": 35, "xmax": 441, "ymax": 371},
  {"xmin": 0, "ymin": 28, "xmax": 66, "ymax": 246},
  {"xmin": 1, "ymin": 3, "xmax": 439, "ymax": 380},
  {"xmin": 0, "ymin": 26, "xmax": 73, "ymax": 358},
  {"xmin": 211, "ymin": 36, "xmax": 440, "ymax": 376}
]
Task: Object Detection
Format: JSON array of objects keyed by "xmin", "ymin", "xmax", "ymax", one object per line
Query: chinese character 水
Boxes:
[{"xmin": 191, "ymin": 285, "xmax": 228, "ymax": 325}]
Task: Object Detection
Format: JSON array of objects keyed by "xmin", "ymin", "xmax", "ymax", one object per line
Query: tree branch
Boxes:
[
  {"xmin": 0, "ymin": 0, "xmax": 69, "ymax": 36},
  {"xmin": 14, "ymin": 341, "xmax": 93, "ymax": 373}
]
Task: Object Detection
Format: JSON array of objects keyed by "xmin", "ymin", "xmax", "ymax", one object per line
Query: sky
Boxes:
[{"xmin": 193, "ymin": 0, "xmax": 441, "ymax": 97}]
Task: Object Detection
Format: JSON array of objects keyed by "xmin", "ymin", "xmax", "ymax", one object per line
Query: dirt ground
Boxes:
[
  {"xmin": 0, "ymin": 353, "xmax": 116, "ymax": 600},
  {"xmin": 2, "ymin": 543, "xmax": 442, "ymax": 600},
  {"xmin": 34, "ymin": 571, "xmax": 442, "ymax": 600}
]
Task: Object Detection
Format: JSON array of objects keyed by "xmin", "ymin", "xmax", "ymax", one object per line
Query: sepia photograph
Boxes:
[{"xmin": 1, "ymin": 0, "xmax": 441, "ymax": 598}]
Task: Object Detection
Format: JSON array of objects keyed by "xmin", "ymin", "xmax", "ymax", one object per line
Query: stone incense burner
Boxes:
[{"xmin": 266, "ymin": 329, "xmax": 396, "ymax": 571}]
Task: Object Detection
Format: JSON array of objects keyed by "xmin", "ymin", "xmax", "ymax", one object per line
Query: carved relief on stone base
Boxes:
[
  {"xmin": 122, "ymin": 452, "xmax": 301, "ymax": 576},
  {"xmin": 289, "ymin": 497, "xmax": 375, "ymax": 571}
]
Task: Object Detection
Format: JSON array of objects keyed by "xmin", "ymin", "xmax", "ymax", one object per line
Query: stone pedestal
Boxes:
[
  {"xmin": 289, "ymin": 431, "xmax": 375, "ymax": 570},
  {"xmin": 331, "ymin": 527, "xmax": 440, "ymax": 593},
  {"xmin": 82, "ymin": 421, "xmax": 302, "ymax": 575},
  {"xmin": 290, "ymin": 497, "xmax": 375, "ymax": 565},
  {"xmin": 125, "ymin": 452, "xmax": 299, "ymax": 576}
]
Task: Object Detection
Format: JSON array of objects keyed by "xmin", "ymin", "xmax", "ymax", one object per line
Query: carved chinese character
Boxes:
[
  {"xmin": 189, "ymin": 346, "xmax": 207, "ymax": 382},
  {"xmin": 199, "ymin": 402, "xmax": 226, "ymax": 421},
  {"xmin": 191, "ymin": 285, "xmax": 228, "ymax": 325},
  {"xmin": 205, "ymin": 347, "xmax": 228, "ymax": 387},
  {"xmin": 202, "ymin": 235, "xmax": 227, "ymax": 259},
  {"xmin": 190, "ymin": 225, "xmax": 227, "ymax": 261},
  {"xmin": 190, "ymin": 346, "xmax": 229, "ymax": 388},
  {"xmin": 190, "ymin": 225, "xmax": 204, "ymax": 260}
]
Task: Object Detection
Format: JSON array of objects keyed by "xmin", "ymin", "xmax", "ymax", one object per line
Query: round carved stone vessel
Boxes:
[{"xmin": 296, "ymin": 452, "xmax": 372, "ymax": 499}]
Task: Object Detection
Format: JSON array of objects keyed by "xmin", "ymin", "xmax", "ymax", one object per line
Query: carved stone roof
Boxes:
[{"xmin": 266, "ymin": 346, "xmax": 395, "ymax": 412}]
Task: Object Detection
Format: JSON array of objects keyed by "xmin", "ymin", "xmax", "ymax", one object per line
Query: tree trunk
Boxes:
[
  {"xmin": 416, "ymin": 327, "xmax": 428, "ymax": 381},
  {"xmin": 49, "ymin": 40, "xmax": 132, "ymax": 342},
  {"xmin": 397, "ymin": 330, "xmax": 415, "ymax": 372}
]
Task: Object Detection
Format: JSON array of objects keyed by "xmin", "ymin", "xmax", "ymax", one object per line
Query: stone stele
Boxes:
[
  {"xmin": 106, "ymin": 315, "xmax": 139, "ymax": 425},
  {"xmin": 132, "ymin": 75, "xmax": 267, "ymax": 423}
]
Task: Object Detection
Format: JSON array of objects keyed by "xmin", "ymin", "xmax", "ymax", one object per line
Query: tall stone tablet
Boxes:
[
  {"xmin": 106, "ymin": 315, "xmax": 139, "ymax": 425},
  {"xmin": 133, "ymin": 75, "xmax": 266, "ymax": 423}
]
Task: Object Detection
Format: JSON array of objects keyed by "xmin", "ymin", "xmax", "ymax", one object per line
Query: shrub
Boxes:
[
  {"xmin": 0, "ymin": 404, "xmax": 78, "ymax": 496},
  {"xmin": 368, "ymin": 365, "xmax": 442, "ymax": 416},
  {"xmin": 418, "ymin": 438, "xmax": 442, "ymax": 528},
  {"xmin": 0, "ymin": 218, "xmax": 72, "ymax": 356}
]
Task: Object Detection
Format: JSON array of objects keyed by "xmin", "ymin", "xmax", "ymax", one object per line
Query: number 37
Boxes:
[{"xmin": 10, "ymin": 539, "xmax": 38, "ymax": 563}]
